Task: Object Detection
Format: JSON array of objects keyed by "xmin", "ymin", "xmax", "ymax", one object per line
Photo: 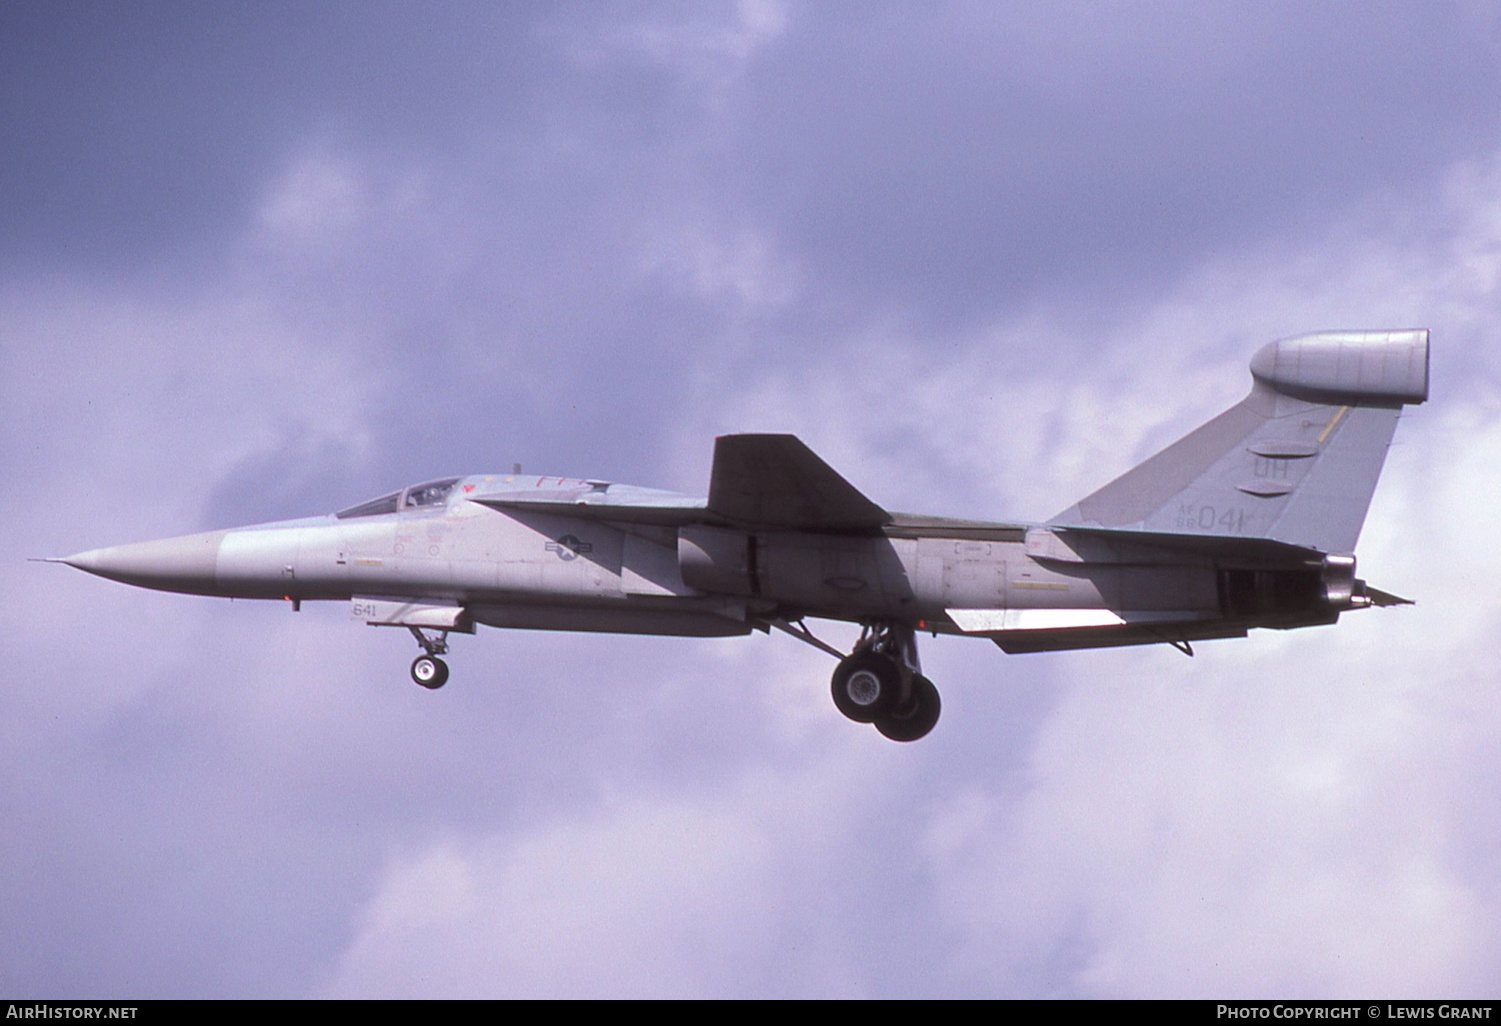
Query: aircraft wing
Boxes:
[
  {"xmin": 469, "ymin": 434, "xmax": 890, "ymax": 533},
  {"xmin": 470, "ymin": 486, "xmax": 708, "ymax": 526},
  {"xmin": 707, "ymin": 434, "xmax": 892, "ymax": 532}
]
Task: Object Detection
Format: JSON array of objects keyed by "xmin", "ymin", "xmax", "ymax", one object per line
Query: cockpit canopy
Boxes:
[
  {"xmin": 336, "ymin": 477, "xmax": 462, "ymax": 519},
  {"xmin": 405, "ymin": 478, "xmax": 460, "ymax": 509}
]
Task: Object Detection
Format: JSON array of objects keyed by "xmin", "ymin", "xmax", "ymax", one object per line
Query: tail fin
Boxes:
[{"xmin": 1050, "ymin": 330, "xmax": 1429, "ymax": 554}]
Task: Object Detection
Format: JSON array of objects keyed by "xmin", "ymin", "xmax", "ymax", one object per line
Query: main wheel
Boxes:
[
  {"xmin": 831, "ymin": 652, "xmax": 900, "ymax": 723},
  {"xmin": 874, "ymin": 674, "xmax": 941, "ymax": 742},
  {"xmin": 410, "ymin": 654, "xmax": 449, "ymax": 689}
]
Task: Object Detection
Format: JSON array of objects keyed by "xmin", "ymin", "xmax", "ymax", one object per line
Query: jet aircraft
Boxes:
[{"xmin": 51, "ymin": 330, "xmax": 1428, "ymax": 741}]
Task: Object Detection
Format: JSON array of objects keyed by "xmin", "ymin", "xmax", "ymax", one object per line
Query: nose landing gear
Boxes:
[{"xmin": 408, "ymin": 627, "xmax": 451, "ymax": 689}]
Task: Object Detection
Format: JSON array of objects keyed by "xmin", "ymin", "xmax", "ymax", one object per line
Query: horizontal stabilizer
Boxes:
[
  {"xmin": 992, "ymin": 621, "xmax": 1250, "ymax": 654},
  {"xmin": 708, "ymin": 434, "xmax": 891, "ymax": 532},
  {"xmin": 1034, "ymin": 524, "xmax": 1326, "ymax": 569},
  {"xmin": 947, "ymin": 607, "xmax": 1212, "ymax": 633}
]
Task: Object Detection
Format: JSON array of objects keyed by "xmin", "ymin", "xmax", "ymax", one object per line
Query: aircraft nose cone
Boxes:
[{"xmin": 62, "ymin": 530, "xmax": 228, "ymax": 594}]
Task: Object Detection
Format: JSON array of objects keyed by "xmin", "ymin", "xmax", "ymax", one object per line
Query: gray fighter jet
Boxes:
[{"xmin": 50, "ymin": 330, "xmax": 1428, "ymax": 741}]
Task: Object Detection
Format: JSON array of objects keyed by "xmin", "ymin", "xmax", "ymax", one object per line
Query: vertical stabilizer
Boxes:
[{"xmin": 1050, "ymin": 330, "xmax": 1428, "ymax": 554}]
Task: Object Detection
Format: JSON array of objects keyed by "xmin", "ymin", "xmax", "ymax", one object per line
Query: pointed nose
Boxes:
[{"xmin": 63, "ymin": 530, "xmax": 228, "ymax": 594}]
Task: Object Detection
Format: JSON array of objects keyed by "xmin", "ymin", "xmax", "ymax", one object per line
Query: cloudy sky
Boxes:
[{"xmin": 4, "ymin": 1, "xmax": 1501, "ymax": 998}]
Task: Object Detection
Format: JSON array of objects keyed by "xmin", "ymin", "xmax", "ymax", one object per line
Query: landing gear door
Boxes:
[{"xmin": 351, "ymin": 598, "xmax": 474, "ymax": 633}]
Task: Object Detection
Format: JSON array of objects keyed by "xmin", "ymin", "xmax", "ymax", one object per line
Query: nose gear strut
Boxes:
[{"xmin": 408, "ymin": 627, "xmax": 450, "ymax": 689}]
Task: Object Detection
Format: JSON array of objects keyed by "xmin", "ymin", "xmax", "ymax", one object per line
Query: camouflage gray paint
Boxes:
[{"xmin": 54, "ymin": 330, "xmax": 1428, "ymax": 741}]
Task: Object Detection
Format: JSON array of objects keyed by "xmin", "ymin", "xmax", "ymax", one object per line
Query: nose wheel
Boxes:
[{"xmin": 410, "ymin": 653, "xmax": 449, "ymax": 689}]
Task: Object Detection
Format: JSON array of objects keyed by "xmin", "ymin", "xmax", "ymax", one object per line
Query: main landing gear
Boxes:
[
  {"xmin": 773, "ymin": 619, "xmax": 942, "ymax": 741},
  {"xmin": 408, "ymin": 627, "xmax": 450, "ymax": 689}
]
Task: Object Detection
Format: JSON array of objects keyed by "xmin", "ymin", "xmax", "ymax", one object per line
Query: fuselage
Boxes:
[{"xmin": 62, "ymin": 472, "xmax": 1337, "ymax": 651}]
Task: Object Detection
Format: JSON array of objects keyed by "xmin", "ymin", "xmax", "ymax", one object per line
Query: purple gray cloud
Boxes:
[{"xmin": 3, "ymin": 0, "xmax": 1499, "ymax": 997}]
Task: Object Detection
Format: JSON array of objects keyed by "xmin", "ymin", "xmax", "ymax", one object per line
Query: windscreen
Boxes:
[
  {"xmin": 335, "ymin": 491, "xmax": 401, "ymax": 519},
  {"xmin": 336, "ymin": 478, "xmax": 462, "ymax": 518}
]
